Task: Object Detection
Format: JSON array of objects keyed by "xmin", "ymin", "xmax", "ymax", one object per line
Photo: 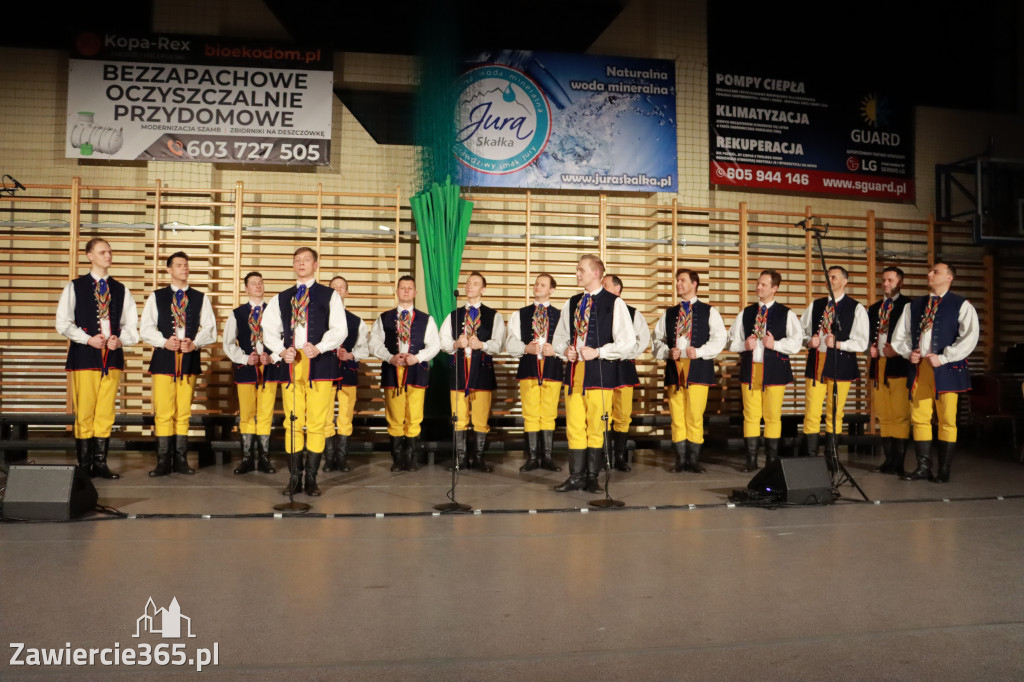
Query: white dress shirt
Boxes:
[
  {"xmin": 140, "ymin": 283, "xmax": 217, "ymax": 349},
  {"xmin": 552, "ymin": 288, "xmax": 636, "ymax": 360},
  {"xmin": 726, "ymin": 300, "xmax": 804, "ymax": 362},
  {"xmin": 440, "ymin": 302, "xmax": 505, "ymax": 356},
  {"xmin": 651, "ymin": 297, "xmax": 728, "ymax": 361},
  {"xmin": 55, "ymin": 273, "xmax": 140, "ymax": 346},
  {"xmin": 261, "ymin": 279, "xmax": 348, "ymax": 362},
  {"xmin": 369, "ymin": 305, "xmax": 441, "ymax": 364},
  {"xmin": 891, "ymin": 295, "xmax": 980, "ymax": 365},
  {"xmin": 625, "ymin": 307, "xmax": 652, "ymax": 361},
  {"xmin": 800, "ymin": 294, "xmax": 869, "ymax": 354}
]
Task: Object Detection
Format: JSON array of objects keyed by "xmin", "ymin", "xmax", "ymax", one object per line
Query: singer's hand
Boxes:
[
  {"xmin": 389, "ymin": 353, "xmax": 405, "ymax": 367},
  {"xmin": 524, "ymin": 341, "xmax": 539, "ymax": 355},
  {"xmin": 88, "ymin": 334, "xmax": 106, "ymax": 349},
  {"xmin": 566, "ymin": 347, "xmax": 578, "ymax": 362},
  {"xmin": 580, "ymin": 346, "xmax": 600, "ymax": 361},
  {"xmin": 670, "ymin": 347, "xmax": 682, "ymax": 360},
  {"xmin": 869, "ymin": 344, "xmax": 879, "ymax": 358},
  {"xmin": 247, "ymin": 351, "xmax": 259, "ymax": 366},
  {"xmin": 685, "ymin": 346, "xmax": 698, "ymax": 359},
  {"xmin": 283, "ymin": 347, "xmax": 297, "ymax": 364},
  {"xmin": 927, "ymin": 353, "xmax": 942, "ymax": 367},
  {"xmin": 180, "ymin": 338, "xmax": 196, "ymax": 353},
  {"xmin": 542, "ymin": 343, "xmax": 556, "ymax": 357},
  {"xmin": 469, "ymin": 337, "xmax": 484, "ymax": 351},
  {"xmin": 825, "ymin": 334, "xmax": 836, "ymax": 349},
  {"xmin": 763, "ymin": 332, "xmax": 775, "ymax": 350},
  {"xmin": 910, "ymin": 349, "xmax": 921, "ymax": 365},
  {"xmin": 809, "ymin": 334, "xmax": 819, "ymax": 350},
  {"xmin": 744, "ymin": 335, "xmax": 757, "ymax": 351},
  {"xmin": 259, "ymin": 352, "xmax": 270, "ymax": 366},
  {"xmin": 456, "ymin": 334, "xmax": 470, "ymax": 349},
  {"xmin": 336, "ymin": 347, "xmax": 353, "ymax": 361},
  {"xmin": 403, "ymin": 353, "xmax": 420, "ymax": 366},
  {"xmin": 882, "ymin": 343, "xmax": 897, "ymax": 359},
  {"xmin": 164, "ymin": 337, "xmax": 181, "ymax": 351}
]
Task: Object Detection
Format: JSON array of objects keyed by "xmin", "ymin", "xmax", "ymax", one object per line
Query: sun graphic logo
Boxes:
[{"xmin": 859, "ymin": 93, "xmax": 890, "ymax": 128}]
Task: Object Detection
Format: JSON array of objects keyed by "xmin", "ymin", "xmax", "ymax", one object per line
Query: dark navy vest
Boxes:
[
  {"xmin": 148, "ymin": 286, "xmax": 204, "ymax": 376},
  {"xmin": 335, "ymin": 310, "xmax": 363, "ymax": 387},
  {"xmin": 906, "ymin": 292, "xmax": 972, "ymax": 395},
  {"xmin": 448, "ymin": 305, "xmax": 497, "ymax": 391},
  {"xmin": 66, "ymin": 275, "xmax": 126, "ymax": 372},
  {"xmin": 805, "ymin": 296, "xmax": 861, "ymax": 382},
  {"xmin": 379, "ymin": 308, "xmax": 431, "ymax": 389},
  {"xmin": 868, "ymin": 294, "xmax": 911, "ymax": 386},
  {"xmin": 738, "ymin": 302, "xmax": 794, "ymax": 387},
  {"xmin": 617, "ymin": 305, "xmax": 641, "ymax": 387},
  {"xmin": 230, "ymin": 302, "xmax": 283, "ymax": 385},
  {"xmin": 515, "ymin": 303, "xmax": 564, "ymax": 383},
  {"xmin": 567, "ymin": 290, "xmax": 620, "ymax": 392},
  {"xmin": 275, "ymin": 282, "xmax": 338, "ymax": 382},
  {"xmin": 662, "ymin": 300, "xmax": 716, "ymax": 387}
]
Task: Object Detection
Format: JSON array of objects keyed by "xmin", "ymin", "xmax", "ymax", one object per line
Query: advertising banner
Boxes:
[
  {"xmin": 455, "ymin": 50, "xmax": 677, "ymax": 192},
  {"xmin": 66, "ymin": 32, "xmax": 333, "ymax": 165}
]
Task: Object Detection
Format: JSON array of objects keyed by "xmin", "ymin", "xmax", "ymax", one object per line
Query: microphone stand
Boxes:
[
  {"xmin": 275, "ymin": 346, "xmax": 311, "ymax": 512},
  {"xmin": 805, "ymin": 222, "xmax": 869, "ymax": 502},
  {"xmin": 588, "ymin": 298, "xmax": 625, "ymax": 508},
  {"xmin": 436, "ymin": 293, "xmax": 471, "ymax": 512}
]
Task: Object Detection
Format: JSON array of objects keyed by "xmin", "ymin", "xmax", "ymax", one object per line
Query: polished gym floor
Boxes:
[{"xmin": 2, "ymin": 441, "xmax": 1022, "ymax": 680}]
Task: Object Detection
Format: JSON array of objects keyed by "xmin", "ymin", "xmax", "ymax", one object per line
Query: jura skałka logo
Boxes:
[{"xmin": 455, "ymin": 65, "xmax": 551, "ymax": 175}]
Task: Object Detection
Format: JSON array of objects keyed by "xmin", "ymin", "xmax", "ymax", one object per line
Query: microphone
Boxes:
[
  {"xmin": 9, "ymin": 176, "xmax": 25, "ymax": 191},
  {"xmin": 795, "ymin": 216, "xmax": 828, "ymax": 234}
]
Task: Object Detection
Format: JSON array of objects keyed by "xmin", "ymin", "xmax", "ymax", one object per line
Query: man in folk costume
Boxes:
[
  {"xmin": 56, "ymin": 237, "xmax": 139, "ymax": 479},
  {"xmin": 222, "ymin": 271, "xmax": 278, "ymax": 476},
  {"xmin": 891, "ymin": 262, "xmax": 979, "ymax": 483},
  {"xmin": 726, "ymin": 270, "xmax": 803, "ymax": 471},
  {"xmin": 322, "ymin": 275, "xmax": 370, "ymax": 474},
  {"xmin": 601, "ymin": 274, "xmax": 651, "ymax": 472},
  {"xmin": 552, "ymin": 255, "xmax": 636, "ymax": 493},
  {"xmin": 440, "ymin": 271, "xmax": 505, "ymax": 472},
  {"xmin": 505, "ymin": 273, "xmax": 564, "ymax": 473},
  {"xmin": 369, "ymin": 275, "xmax": 441, "ymax": 472},
  {"xmin": 800, "ymin": 266, "xmax": 869, "ymax": 463},
  {"xmin": 867, "ymin": 265, "xmax": 913, "ymax": 475},
  {"xmin": 140, "ymin": 251, "xmax": 217, "ymax": 476},
  {"xmin": 262, "ymin": 247, "xmax": 347, "ymax": 497},
  {"xmin": 652, "ymin": 268, "xmax": 727, "ymax": 474}
]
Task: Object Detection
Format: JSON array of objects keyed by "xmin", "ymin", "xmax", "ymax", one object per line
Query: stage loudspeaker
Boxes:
[
  {"xmin": 2, "ymin": 464, "xmax": 98, "ymax": 521},
  {"xmin": 747, "ymin": 458, "xmax": 835, "ymax": 505}
]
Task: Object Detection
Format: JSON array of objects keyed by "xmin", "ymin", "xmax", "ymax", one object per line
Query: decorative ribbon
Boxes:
[
  {"xmin": 676, "ymin": 300, "xmax": 692, "ymax": 343},
  {"xmin": 290, "ymin": 284, "xmax": 309, "ymax": 332},
  {"xmin": 249, "ymin": 305, "xmax": 264, "ymax": 386},
  {"xmin": 532, "ymin": 304, "xmax": 547, "ymax": 384},
  {"xmin": 96, "ymin": 278, "xmax": 111, "ymax": 376},
  {"xmin": 172, "ymin": 289, "xmax": 188, "ymax": 380},
  {"xmin": 754, "ymin": 304, "xmax": 767, "ymax": 339}
]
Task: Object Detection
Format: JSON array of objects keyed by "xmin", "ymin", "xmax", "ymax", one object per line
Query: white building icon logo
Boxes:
[{"xmin": 133, "ymin": 597, "xmax": 196, "ymax": 639}]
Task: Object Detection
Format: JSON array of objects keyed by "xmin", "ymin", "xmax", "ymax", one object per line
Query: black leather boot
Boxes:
[
  {"xmin": 764, "ymin": 438, "xmax": 780, "ymax": 466},
  {"xmin": 91, "ymin": 437, "xmax": 119, "ymax": 479},
  {"xmin": 612, "ymin": 431, "xmax": 631, "ymax": 472},
  {"xmin": 256, "ymin": 435, "xmax": 276, "ymax": 473},
  {"xmin": 804, "ymin": 433, "xmax": 820, "ymax": 458},
  {"xmin": 742, "ymin": 437, "xmax": 759, "ymax": 472},
  {"xmin": 901, "ymin": 439, "xmax": 932, "ymax": 481},
  {"xmin": 321, "ymin": 435, "xmax": 338, "ymax": 472},
  {"xmin": 75, "ymin": 438, "xmax": 92, "ymax": 474},
  {"xmin": 304, "ymin": 450, "xmax": 322, "ymax": 496},
  {"xmin": 539, "ymin": 430, "xmax": 561, "ymax": 471},
  {"xmin": 670, "ymin": 441, "xmax": 687, "ymax": 472},
  {"xmin": 149, "ymin": 436, "xmax": 173, "ymax": 477},
  {"xmin": 891, "ymin": 438, "xmax": 907, "ymax": 477},
  {"xmin": 390, "ymin": 435, "xmax": 406, "ymax": 472},
  {"xmin": 405, "ymin": 436, "xmax": 420, "ymax": 472},
  {"xmin": 520, "ymin": 432, "xmax": 540, "ymax": 472},
  {"xmin": 282, "ymin": 450, "xmax": 304, "ymax": 495},
  {"xmin": 235, "ymin": 434, "xmax": 256, "ymax": 474},
  {"xmin": 934, "ymin": 440, "xmax": 955, "ymax": 483},
  {"xmin": 336, "ymin": 435, "xmax": 351, "ymax": 472},
  {"xmin": 686, "ymin": 441, "xmax": 706, "ymax": 474},
  {"xmin": 554, "ymin": 449, "xmax": 586, "ymax": 492},
  {"xmin": 172, "ymin": 435, "xmax": 195, "ymax": 475},
  {"xmin": 584, "ymin": 447, "xmax": 604, "ymax": 493},
  {"xmin": 475, "ymin": 432, "xmax": 493, "ymax": 473},
  {"xmin": 873, "ymin": 437, "xmax": 894, "ymax": 473},
  {"xmin": 448, "ymin": 431, "xmax": 469, "ymax": 471}
]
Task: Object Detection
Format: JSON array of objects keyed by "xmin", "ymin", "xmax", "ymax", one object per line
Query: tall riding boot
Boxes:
[
  {"xmin": 520, "ymin": 432, "xmax": 540, "ymax": 472},
  {"xmin": 75, "ymin": 438, "xmax": 92, "ymax": 474},
  {"xmin": 282, "ymin": 449, "xmax": 304, "ymax": 495},
  {"xmin": 149, "ymin": 436, "xmax": 173, "ymax": 477},
  {"xmin": 742, "ymin": 437, "xmax": 759, "ymax": 472},
  {"xmin": 554, "ymin": 449, "xmax": 586, "ymax": 492},
  {"xmin": 612, "ymin": 431, "xmax": 631, "ymax": 472},
  {"xmin": 823, "ymin": 434, "xmax": 838, "ymax": 474},
  {"xmin": 475, "ymin": 432, "xmax": 493, "ymax": 473},
  {"xmin": 336, "ymin": 435, "xmax": 351, "ymax": 472},
  {"xmin": 172, "ymin": 435, "xmax": 195, "ymax": 475},
  {"xmin": 256, "ymin": 435, "xmax": 276, "ymax": 473},
  {"xmin": 304, "ymin": 450, "xmax": 322, "ymax": 496},
  {"xmin": 91, "ymin": 437, "xmax": 119, "ymax": 479},
  {"xmin": 901, "ymin": 439, "xmax": 932, "ymax": 481},
  {"xmin": 934, "ymin": 440, "xmax": 955, "ymax": 483},
  {"xmin": 235, "ymin": 434, "xmax": 256, "ymax": 474},
  {"xmin": 670, "ymin": 441, "xmax": 687, "ymax": 472},
  {"xmin": 405, "ymin": 437, "xmax": 420, "ymax": 472},
  {"xmin": 687, "ymin": 441, "xmax": 706, "ymax": 474},
  {"xmin": 873, "ymin": 437, "xmax": 894, "ymax": 473},
  {"xmin": 448, "ymin": 431, "xmax": 469, "ymax": 471},
  {"xmin": 321, "ymin": 435, "xmax": 338, "ymax": 472},
  {"xmin": 539, "ymin": 430, "xmax": 561, "ymax": 471},
  {"xmin": 584, "ymin": 447, "xmax": 604, "ymax": 493},
  {"xmin": 804, "ymin": 433, "xmax": 820, "ymax": 458},
  {"xmin": 390, "ymin": 435, "xmax": 406, "ymax": 472},
  {"xmin": 765, "ymin": 438, "xmax": 780, "ymax": 466},
  {"xmin": 891, "ymin": 438, "xmax": 907, "ymax": 477}
]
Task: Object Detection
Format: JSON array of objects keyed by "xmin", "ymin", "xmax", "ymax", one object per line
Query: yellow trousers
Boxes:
[
  {"xmin": 280, "ymin": 353, "xmax": 334, "ymax": 454},
  {"xmin": 451, "ymin": 390, "xmax": 493, "ymax": 433},
  {"xmin": 741, "ymin": 363, "xmax": 786, "ymax": 439},
  {"xmin": 873, "ymin": 358, "xmax": 911, "ymax": 439},
  {"xmin": 519, "ymin": 378, "xmax": 561, "ymax": 432},
  {"xmin": 666, "ymin": 361, "xmax": 709, "ymax": 443},
  {"xmin": 910, "ymin": 361, "xmax": 959, "ymax": 442},
  {"xmin": 384, "ymin": 367, "xmax": 425, "ymax": 437},
  {"xmin": 325, "ymin": 384, "xmax": 358, "ymax": 438},
  {"xmin": 565, "ymin": 362, "xmax": 612, "ymax": 449},
  {"xmin": 803, "ymin": 378, "xmax": 851, "ymax": 435},
  {"xmin": 71, "ymin": 369, "xmax": 121, "ymax": 439},
  {"xmin": 236, "ymin": 381, "xmax": 278, "ymax": 436},
  {"xmin": 152, "ymin": 374, "xmax": 197, "ymax": 437},
  {"xmin": 612, "ymin": 386, "xmax": 633, "ymax": 433}
]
